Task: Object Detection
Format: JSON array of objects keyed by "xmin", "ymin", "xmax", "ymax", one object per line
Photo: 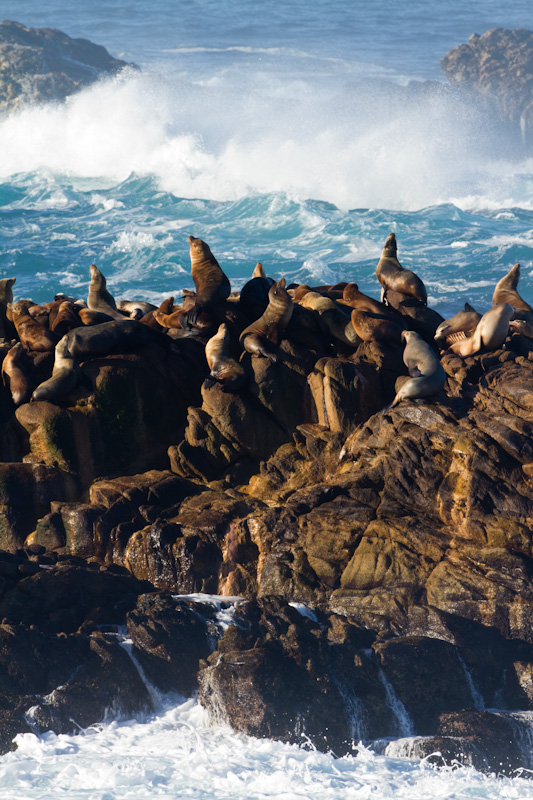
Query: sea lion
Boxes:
[
  {"xmin": 376, "ymin": 233, "xmax": 427, "ymax": 305},
  {"xmin": 350, "ymin": 308, "xmax": 404, "ymax": 345},
  {"xmin": 299, "ymin": 291, "xmax": 360, "ymax": 347},
  {"xmin": 117, "ymin": 300, "xmax": 157, "ymax": 318},
  {"xmin": 239, "ymin": 266, "xmax": 276, "ymax": 323},
  {"xmin": 341, "ymin": 283, "xmax": 395, "ymax": 317},
  {"xmin": 31, "ymin": 335, "xmax": 79, "ymax": 403},
  {"xmin": 64, "ymin": 319, "xmax": 164, "ymax": 360},
  {"xmin": 78, "ymin": 308, "xmax": 115, "ymax": 326},
  {"xmin": 383, "ymin": 330, "xmax": 446, "ymax": 412},
  {"xmin": 182, "ymin": 236, "xmax": 231, "ymax": 327},
  {"xmin": 204, "ymin": 323, "xmax": 247, "ymax": 392},
  {"xmin": 50, "ymin": 301, "xmax": 82, "ymax": 337},
  {"xmin": 434, "ymin": 303, "xmax": 482, "ymax": 347},
  {"xmin": 140, "ymin": 296, "xmax": 176, "ymax": 330},
  {"xmin": 87, "ymin": 264, "xmax": 126, "ymax": 321},
  {"xmin": 509, "ymin": 319, "xmax": 533, "ymax": 339},
  {"xmin": 240, "ymin": 278, "xmax": 293, "ymax": 361},
  {"xmin": 1, "ymin": 343, "xmax": 32, "ymax": 406},
  {"xmin": 447, "ymin": 303, "xmax": 514, "ymax": 357},
  {"xmin": 492, "ymin": 263, "xmax": 532, "ymax": 314},
  {"xmin": 252, "ymin": 262, "xmax": 270, "ymax": 280},
  {"xmin": 10, "ymin": 301, "xmax": 58, "ymax": 352},
  {"xmin": 0, "ymin": 278, "xmax": 16, "ymax": 339}
]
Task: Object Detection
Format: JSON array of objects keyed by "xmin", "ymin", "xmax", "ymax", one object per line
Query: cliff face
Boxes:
[
  {"xmin": 0, "ymin": 20, "xmax": 135, "ymax": 112},
  {"xmin": 441, "ymin": 28, "xmax": 533, "ymax": 142}
]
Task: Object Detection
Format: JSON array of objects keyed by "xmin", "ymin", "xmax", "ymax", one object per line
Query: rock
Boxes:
[
  {"xmin": 441, "ymin": 28, "xmax": 533, "ymax": 144},
  {"xmin": 126, "ymin": 592, "xmax": 217, "ymax": 696},
  {"xmin": 0, "ymin": 20, "xmax": 136, "ymax": 113}
]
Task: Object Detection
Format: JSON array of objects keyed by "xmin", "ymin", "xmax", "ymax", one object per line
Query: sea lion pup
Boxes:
[
  {"xmin": 299, "ymin": 291, "xmax": 361, "ymax": 347},
  {"xmin": 351, "ymin": 308, "xmax": 404, "ymax": 345},
  {"xmin": 10, "ymin": 301, "xmax": 58, "ymax": 352},
  {"xmin": 181, "ymin": 235, "xmax": 231, "ymax": 327},
  {"xmin": 376, "ymin": 233, "xmax": 427, "ymax": 305},
  {"xmin": 447, "ymin": 303, "xmax": 514, "ymax": 357},
  {"xmin": 239, "ymin": 278, "xmax": 293, "ymax": 361},
  {"xmin": 31, "ymin": 336, "xmax": 79, "ymax": 403},
  {"xmin": 1, "ymin": 343, "xmax": 32, "ymax": 406},
  {"xmin": 492, "ymin": 263, "xmax": 532, "ymax": 314},
  {"xmin": 383, "ymin": 330, "xmax": 446, "ymax": 412},
  {"xmin": 87, "ymin": 264, "xmax": 127, "ymax": 321},
  {"xmin": 204, "ymin": 323, "xmax": 246, "ymax": 392},
  {"xmin": 434, "ymin": 303, "xmax": 482, "ymax": 348}
]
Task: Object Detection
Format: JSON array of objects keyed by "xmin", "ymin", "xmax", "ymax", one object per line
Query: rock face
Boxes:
[
  {"xmin": 441, "ymin": 28, "xmax": 533, "ymax": 142},
  {"xmin": 0, "ymin": 20, "xmax": 135, "ymax": 113}
]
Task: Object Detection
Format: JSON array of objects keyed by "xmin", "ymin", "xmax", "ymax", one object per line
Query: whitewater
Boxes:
[{"xmin": 2, "ymin": 0, "xmax": 533, "ymax": 796}]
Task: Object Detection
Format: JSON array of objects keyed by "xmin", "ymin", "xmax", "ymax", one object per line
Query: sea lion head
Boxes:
[
  {"xmin": 188, "ymin": 235, "xmax": 214, "ymax": 262},
  {"xmin": 268, "ymin": 277, "xmax": 289, "ymax": 302},
  {"xmin": 89, "ymin": 264, "xmax": 106, "ymax": 287},
  {"xmin": 382, "ymin": 232, "xmax": 397, "ymax": 258},
  {"xmin": 342, "ymin": 283, "xmax": 360, "ymax": 303}
]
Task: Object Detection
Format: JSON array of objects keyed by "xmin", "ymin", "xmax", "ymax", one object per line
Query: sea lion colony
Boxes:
[{"xmin": 0, "ymin": 232, "xmax": 529, "ymax": 411}]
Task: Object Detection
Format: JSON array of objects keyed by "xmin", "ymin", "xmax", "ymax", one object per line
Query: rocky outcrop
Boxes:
[
  {"xmin": 0, "ymin": 20, "xmax": 136, "ymax": 113},
  {"xmin": 441, "ymin": 28, "xmax": 533, "ymax": 143}
]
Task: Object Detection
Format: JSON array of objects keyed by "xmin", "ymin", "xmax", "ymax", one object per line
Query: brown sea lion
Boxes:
[
  {"xmin": 140, "ymin": 297, "xmax": 176, "ymax": 330},
  {"xmin": 300, "ymin": 291, "xmax": 360, "ymax": 347},
  {"xmin": 350, "ymin": 308, "xmax": 404, "ymax": 345},
  {"xmin": 252, "ymin": 262, "xmax": 268, "ymax": 279},
  {"xmin": 182, "ymin": 236, "xmax": 231, "ymax": 327},
  {"xmin": 204, "ymin": 323, "xmax": 247, "ymax": 392},
  {"xmin": 0, "ymin": 278, "xmax": 16, "ymax": 339},
  {"xmin": 87, "ymin": 264, "xmax": 126, "ymax": 321},
  {"xmin": 239, "ymin": 278, "xmax": 293, "ymax": 361},
  {"xmin": 50, "ymin": 301, "xmax": 82, "ymax": 337},
  {"xmin": 10, "ymin": 301, "xmax": 58, "ymax": 352},
  {"xmin": 509, "ymin": 319, "xmax": 533, "ymax": 338},
  {"xmin": 31, "ymin": 335, "xmax": 79, "ymax": 403},
  {"xmin": 376, "ymin": 233, "xmax": 427, "ymax": 305},
  {"xmin": 383, "ymin": 330, "xmax": 446, "ymax": 412},
  {"xmin": 341, "ymin": 283, "xmax": 394, "ymax": 316},
  {"xmin": 64, "ymin": 319, "xmax": 164, "ymax": 360},
  {"xmin": 1, "ymin": 343, "xmax": 32, "ymax": 406},
  {"xmin": 78, "ymin": 308, "xmax": 115, "ymax": 326},
  {"xmin": 447, "ymin": 303, "xmax": 514, "ymax": 357},
  {"xmin": 434, "ymin": 303, "xmax": 482, "ymax": 347},
  {"xmin": 492, "ymin": 263, "xmax": 532, "ymax": 314}
]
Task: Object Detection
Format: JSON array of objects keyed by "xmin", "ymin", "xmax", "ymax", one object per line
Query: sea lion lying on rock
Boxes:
[
  {"xmin": 447, "ymin": 303, "xmax": 514, "ymax": 357},
  {"xmin": 299, "ymin": 291, "xmax": 360, "ymax": 347},
  {"xmin": 434, "ymin": 303, "xmax": 482, "ymax": 348},
  {"xmin": 383, "ymin": 330, "xmax": 446, "ymax": 411},
  {"xmin": 10, "ymin": 301, "xmax": 58, "ymax": 352},
  {"xmin": 31, "ymin": 335, "xmax": 79, "ymax": 403}
]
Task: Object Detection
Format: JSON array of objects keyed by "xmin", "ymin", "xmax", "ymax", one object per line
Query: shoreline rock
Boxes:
[{"xmin": 0, "ymin": 20, "xmax": 136, "ymax": 113}]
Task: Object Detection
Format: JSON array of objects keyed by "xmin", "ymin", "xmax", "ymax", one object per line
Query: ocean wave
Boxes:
[{"xmin": 0, "ymin": 68, "xmax": 531, "ymax": 213}]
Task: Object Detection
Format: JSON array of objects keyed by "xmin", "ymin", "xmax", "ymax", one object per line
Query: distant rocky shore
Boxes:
[
  {"xmin": 3, "ymin": 19, "xmax": 533, "ymax": 150},
  {"xmin": 0, "ymin": 20, "xmax": 135, "ymax": 113},
  {"xmin": 0, "ymin": 231, "xmax": 531, "ymax": 775}
]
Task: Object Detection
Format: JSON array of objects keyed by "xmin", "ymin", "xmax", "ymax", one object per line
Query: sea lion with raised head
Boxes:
[
  {"xmin": 204, "ymin": 323, "xmax": 247, "ymax": 392},
  {"xmin": 376, "ymin": 233, "xmax": 427, "ymax": 305},
  {"xmin": 383, "ymin": 330, "xmax": 446, "ymax": 412},
  {"xmin": 50, "ymin": 301, "xmax": 82, "ymax": 337},
  {"xmin": 240, "ymin": 278, "xmax": 293, "ymax": 361},
  {"xmin": 299, "ymin": 291, "xmax": 360, "ymax": 347},
  {"xmin": 492, "ymin": 264, "xmax": 532, "ymax": 314},
  {"xmin": 87, "ymin": 264, "xmax": 126, "ymax": 321},
  {"xmin": 31, "ymin": 335, "xmax": 79, "ymax": 403},
  {"xmin": 10, "ymin": 301, "xmax": 58, "ymax": 352},
  {"xmin": 64, "ymin": 319, "xmax": 164, "ymax": 360},
  {"xmin": 1, "ymin": 343, "xmax": 32, "ymax": 406},
  {"xmin": 447, "ymin": 303, "xmax": 514, "ymax": 357},
  {"xmin": 181, "ymin": 236, "xmax": 231, "ymax": 327},
  {"xmin": 434, "ymin": 303, "xmax": 482, "ymax": 348},
  {"xmin": 0, "ymin": 278, "xmax": 16, "ymax": 339}
]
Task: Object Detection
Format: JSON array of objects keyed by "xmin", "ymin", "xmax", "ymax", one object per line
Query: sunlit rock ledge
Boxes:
[{"xmin": 0, "ymin": 19, "xmax": 136, "ymax": 113}]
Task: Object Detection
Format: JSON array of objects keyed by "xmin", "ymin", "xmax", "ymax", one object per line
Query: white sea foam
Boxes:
[
  {"xmin": 0, "ymin": 67, "xmax": 531, "ymax": 213},
  {"xmin": 0, "ymin": 698, "xmax": 531, "ymax": 800}
]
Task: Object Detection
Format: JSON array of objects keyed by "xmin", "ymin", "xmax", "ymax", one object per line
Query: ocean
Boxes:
[{"xmin": 2, "ymin": 0, "xmax": 533, "ymax": 796}]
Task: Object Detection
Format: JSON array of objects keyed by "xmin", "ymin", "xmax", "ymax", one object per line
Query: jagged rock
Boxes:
[
  {"xmin": 441, "ymin": 28, "xmax": 533, "ymax": 143},
  {"xmin": 126, "ymin": 592, "xmax": 216, "ymax": 695},
  {"xmin": 28, "ymin": 633, "xmax": 153, "ymax": 734},
  {"xmin": 0, "ymin": 20, "xmax": 136, "ymax": 113}
]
